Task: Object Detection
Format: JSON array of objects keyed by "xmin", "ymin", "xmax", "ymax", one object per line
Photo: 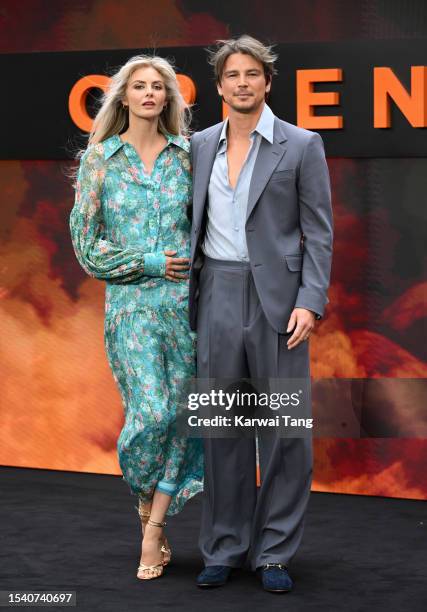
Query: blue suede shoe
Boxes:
[
  {"xmin": 259, "ymin": 563, "xmax": 293, "ymax": 593},
  {"xmin": 196, "ymin": 565, "xmax": 233, "ymax": 587}
]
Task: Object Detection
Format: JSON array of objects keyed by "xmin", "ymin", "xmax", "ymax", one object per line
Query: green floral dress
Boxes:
[{"xmin": 69, "ymin": 133, "xmax": 203, "ymax": 515}]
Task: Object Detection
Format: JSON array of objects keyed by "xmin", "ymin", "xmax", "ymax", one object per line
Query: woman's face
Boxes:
[{"xmin": 123, "ymin": 66, "xmax": 168, "ymax": 120}]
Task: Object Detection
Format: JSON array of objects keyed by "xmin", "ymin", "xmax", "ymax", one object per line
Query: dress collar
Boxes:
[{"xmin": 102, "ymin": 131, "xmax": 190, "ymax": 160}]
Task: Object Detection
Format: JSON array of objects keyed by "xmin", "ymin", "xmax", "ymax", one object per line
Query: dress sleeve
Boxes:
[{"xmin": 69, "ymin": 145, "xmax": 166, "ymax": 282}]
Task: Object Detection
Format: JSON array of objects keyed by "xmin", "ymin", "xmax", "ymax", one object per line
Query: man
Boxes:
[{"xmin": 189, "ymin": 35, "xmax": 333, "ymax": 593}]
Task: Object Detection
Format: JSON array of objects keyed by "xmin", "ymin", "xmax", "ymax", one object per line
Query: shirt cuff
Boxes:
[{"xmin": 143, "ymin": 252, "xmax": 166, "ymax": 277}]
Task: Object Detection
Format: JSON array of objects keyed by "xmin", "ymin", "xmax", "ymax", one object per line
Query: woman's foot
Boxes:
[
  {"xmin": 138, "ymin": 500, "xmax": 171, "ymax": 566},
  {"xmin": 160, "ymin": 540, "xmax": 172, "ymax": 565},
  {"xmin": 137, "ymin": 523, "xmax": 165, "ymax": 580}
]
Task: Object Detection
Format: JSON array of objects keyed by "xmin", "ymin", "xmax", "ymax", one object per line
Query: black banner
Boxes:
[{"xmin": 2, "ymin": 39, "xmax": 426, "ymax": 159}]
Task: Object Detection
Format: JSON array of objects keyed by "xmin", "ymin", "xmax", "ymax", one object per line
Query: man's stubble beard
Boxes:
[{"xmin": 225, "ymin": 97, "xmax": 264, "ymax": 115}]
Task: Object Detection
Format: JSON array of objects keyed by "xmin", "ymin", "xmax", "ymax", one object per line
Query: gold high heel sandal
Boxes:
[
  {"xmin": 137, "ymin": 500, "xmax": 172, "ymax": 566},
  {"xmin": 137, "ymin": 518, "xmax": 167, "ymax": 580}
]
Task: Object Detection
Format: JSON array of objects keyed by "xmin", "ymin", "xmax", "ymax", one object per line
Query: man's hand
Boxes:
[
  {"xmin": 286, "ymin": 308, "xmax": 315, "ymax": 349},
  {"xmin": 164, "ymin": 250, "xmax": 190, "ymax": 282}
]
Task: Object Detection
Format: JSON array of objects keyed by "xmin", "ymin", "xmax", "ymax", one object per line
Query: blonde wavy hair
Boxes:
[{"xmin": 89, "ymin": 54, "xmax": 190, "ymax": 144}]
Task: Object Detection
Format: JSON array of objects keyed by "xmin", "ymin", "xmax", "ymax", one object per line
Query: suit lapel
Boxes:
[
  {"xmin": 246, "ymin": 118, "xmax": 288, "ymax": 221},
  {"xmin": 193, "ymin": 124, "xmax": 223, "ymax": 227}
]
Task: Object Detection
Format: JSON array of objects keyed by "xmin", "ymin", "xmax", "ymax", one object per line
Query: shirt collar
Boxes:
[
  {"xmin": 217, "ymin": 103, "xmax": 275, "ymax": 151},
  {"xmin": 254, "ymin": 103, "xmax": 275, "ymax": 144},
  {"xmin": 102, "ymin": 132, "xmax": 190, "ymax": 160}
]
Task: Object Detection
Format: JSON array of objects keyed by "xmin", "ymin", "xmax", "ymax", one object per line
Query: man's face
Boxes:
[{"xmin": 217, "ymin": 52, "xmax": 271, "ymax": 114}]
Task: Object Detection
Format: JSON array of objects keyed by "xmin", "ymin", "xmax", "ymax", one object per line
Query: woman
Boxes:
[{"xmin": 69, "ymin": 55, "xmax": 203, "ymax": 580}]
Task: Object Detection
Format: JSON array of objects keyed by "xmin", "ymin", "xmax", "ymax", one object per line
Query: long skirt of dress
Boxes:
[{"xmin": 104, "ymin": 305, "xmax": 203, "ymax": 516}]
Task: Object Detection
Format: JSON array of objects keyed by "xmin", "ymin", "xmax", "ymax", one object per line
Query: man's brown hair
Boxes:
[{"xmin": 207, "ymin": 35, "xmax": 278, "ymax": 84}]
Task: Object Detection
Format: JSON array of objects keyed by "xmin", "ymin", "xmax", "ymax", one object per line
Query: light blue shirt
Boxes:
[{"xmin": 202, "ymin": 103, "xmax": 275, "ymax": 261}]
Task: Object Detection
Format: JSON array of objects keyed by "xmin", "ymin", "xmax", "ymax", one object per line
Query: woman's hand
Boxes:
[{"xmin": 164, "ymin": 250, "xmax": 190, "ymax": 282}]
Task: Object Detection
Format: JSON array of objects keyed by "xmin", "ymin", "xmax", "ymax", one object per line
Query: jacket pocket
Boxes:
[
  {"xmin": 270, "ymin": 168, "xmax": 295, "ymax": 182},
  {"xmin": 285, "ymin": 254, "xmax": 303, "ymax": 271}
]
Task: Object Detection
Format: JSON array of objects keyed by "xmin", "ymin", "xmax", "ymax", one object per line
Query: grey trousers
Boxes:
[{"xmin": 196, "ymin": 256, "xmax": 313, "ymax": 571}]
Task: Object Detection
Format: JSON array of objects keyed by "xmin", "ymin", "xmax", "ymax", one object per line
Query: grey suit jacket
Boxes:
[{"xmin": 189, "ymin": 114, "xmax": 333, "ymax": 333}]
